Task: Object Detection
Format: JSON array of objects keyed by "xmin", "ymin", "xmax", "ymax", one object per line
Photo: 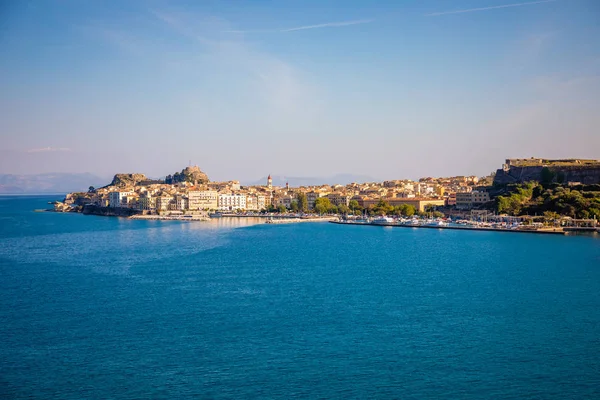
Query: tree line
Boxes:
[
  {"xmin": 496, "ymin": 182, "xmax": 600, "ymax": 219},
  {"xmin": 264, "ymin": 194, "xmax": 431, "ymax": 217}
]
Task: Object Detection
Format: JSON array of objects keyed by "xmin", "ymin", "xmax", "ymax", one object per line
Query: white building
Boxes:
[
  {"xmin": 108, "ymin": 191, "xmax": 134, "ymax": 207},
  {"xmin": 218, "ymin": 193, "xmax": 247, "ymax": 211}
]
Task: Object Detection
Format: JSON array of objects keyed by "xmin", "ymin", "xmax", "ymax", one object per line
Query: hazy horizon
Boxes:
[{"xmin": 1, "ymin": 0, "xmax": 599, "ymax": 182}]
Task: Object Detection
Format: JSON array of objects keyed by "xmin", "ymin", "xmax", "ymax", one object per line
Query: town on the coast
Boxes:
[{"xmin": 54, "ymin": 157, "xmax": 600, "ymax": 234}]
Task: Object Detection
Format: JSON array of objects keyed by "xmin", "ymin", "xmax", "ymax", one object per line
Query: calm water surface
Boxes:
[{"xmin": 1, "ymin": 196, "xmax": 599, "ymax": 399}]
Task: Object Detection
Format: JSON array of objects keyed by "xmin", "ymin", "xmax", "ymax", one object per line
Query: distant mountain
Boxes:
[
  {"xmin": 246, "ymin": 174, "xmax": 378, "ymax": 187},
  {"xmin": 0, "ymin": 173, "xmax": 107, "ymax": 194}
]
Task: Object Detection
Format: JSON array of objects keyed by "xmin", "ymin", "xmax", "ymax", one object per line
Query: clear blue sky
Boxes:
[{"xmin": 1, "ymin": 0, "xmax": 599, "ymax": 181}]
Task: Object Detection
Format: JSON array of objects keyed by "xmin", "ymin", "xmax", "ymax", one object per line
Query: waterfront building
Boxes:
[
  {"xmin": 108, "ymin": 191, "xmax": 134, "ymax": 208},
  {"xmin": 456, "ymin": 191, "xmax": 491, "ymax": 210},
  {"xmin": 246, "ymin": 195, "xmax": 258, "ymax": 211},
  {"xmin": 256, "ymin": 195, "xmax": 266, "ymax": 211},
  {"xmin": 173, "ymin": 194, "xmax": 188, "ymax": 210},
  {"xmin": 156, "ymin": 195, "xmax": 174, "ymax": 211},
  {"xmin": 218, "ymin": 193, "xmax": 247, "ymax": 211},
  {"xmin": 123, "ymin": 195, "xmax": 138, "ymax": 209},
  {"xmin": 245, "ymin": 194, "xmax": 266, "ymax": 211},
  {"xmin": 138, "ymin": 194, "xmax": 156, "ymax": 211},
  {"xmin": 188, "ymin": 190, "xmax": 218, "ymax": 210}
]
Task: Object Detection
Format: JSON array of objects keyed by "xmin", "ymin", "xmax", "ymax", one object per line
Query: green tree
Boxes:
[
  {"xmin": 290, "ymin": 201, "xmax": 299, "ymax": 212},
  {"xmin": 314, "ymin": 197, "xmax": 332, "ymax": 215},
  {"xmin": 373, "ymin": 199, "xmax": 393, "ymax": 215},
  {"xmin": 296, "ymin": 193, "xmax": 308, "ymax": 212},
  {"xmin": 277, "ymin": 204, "xmax": 287, "ymax": 214},
  {"xmin": 88, "ymin": 186, "xmax": 95, "ymax": 193},
  {"xmin": 337, "ymin": 204, "xmax": 350, "ymax": 215},
  {"xmin": 398, "ymin": 204, "xmax": 415, "ymax": 217},
  {"xmin": 349, "ymin": 199, "xmax": 360, "ymax": 213},
  {"xmin": 540, "ymin": 167, "xmax": 556, "ymax": 185}
]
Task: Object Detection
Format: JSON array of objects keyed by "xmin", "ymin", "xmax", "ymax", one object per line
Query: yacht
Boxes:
[
  {"xmin": 372, "ymin": 216, "xmax": 395, "ymax": 224},
  {"xmin": 405, "ymin": 218, "xmax": 421, "ymax": 226},
  {"xmin": 426, "ymin": 219, "xmax": 448, "ymax": 227}
]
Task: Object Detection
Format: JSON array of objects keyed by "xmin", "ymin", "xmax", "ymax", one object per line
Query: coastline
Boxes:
[
  {"xmin": 330, "ymin": 220, "xmax": 572, "ymax": 235},
  {"xmin": 39, "ymin": 208, "xmax": 599, "ymax": 234}
]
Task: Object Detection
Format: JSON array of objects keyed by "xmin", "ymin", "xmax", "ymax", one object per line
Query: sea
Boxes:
[{"xmin": 1, "ymin": 195, "xmax": 600, "ymax": 399}]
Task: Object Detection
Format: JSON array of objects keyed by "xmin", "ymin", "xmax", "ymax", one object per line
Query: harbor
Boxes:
[
  {"xmin": 330, "ymin": 218, "xmax": 576, "ymax": 235},
  {"xmin": 265, "ymin": 217, "xmax": 337, "ymax": 224}
]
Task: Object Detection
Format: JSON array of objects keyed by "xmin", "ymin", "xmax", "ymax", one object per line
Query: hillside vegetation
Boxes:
[{"xmin": 496, "ymin": 182, "xmax": 600, "ymax": 219}]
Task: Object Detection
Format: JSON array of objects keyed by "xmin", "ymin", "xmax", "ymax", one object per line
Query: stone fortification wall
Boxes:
[{"xmin": 494, "ymin": 165, "xmax": 600, "ymax": 185}]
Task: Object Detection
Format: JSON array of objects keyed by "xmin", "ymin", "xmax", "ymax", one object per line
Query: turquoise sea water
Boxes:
[{"xmin": 1, "ymin": 195, "xmax": 600, "ymax": 399}]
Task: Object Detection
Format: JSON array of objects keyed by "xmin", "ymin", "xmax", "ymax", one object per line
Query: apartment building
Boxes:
[{"xmin": 456, "ymin": 191, "xmax": 490, "ymax": 210}]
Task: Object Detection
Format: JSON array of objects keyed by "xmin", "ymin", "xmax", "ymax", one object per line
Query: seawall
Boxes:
[{"xmin": 82, "ymin": 204, "xmax": 142, "ymax": 217}]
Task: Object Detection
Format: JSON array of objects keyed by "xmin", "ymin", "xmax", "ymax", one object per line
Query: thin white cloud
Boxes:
[
  {"xmin": 425, "ymin": 0, "xmax": 558, "ymax": 17},
  {"xmin": 280, "ymin": 19, "xmax": 374, "ymax": 32},
  {"xmin": 224, "ymin": 19, "xmax": 374, "ymax": 34},
  {"xmin": 27, "ymin": 147, "xmax": 72, "ymax": 153}
]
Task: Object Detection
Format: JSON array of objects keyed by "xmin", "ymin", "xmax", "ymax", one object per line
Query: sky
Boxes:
[{"xmin": 1, "ymin": 0, "xmax": 599, "ymax": 182}]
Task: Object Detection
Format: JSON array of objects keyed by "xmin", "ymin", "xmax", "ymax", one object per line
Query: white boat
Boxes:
[
  {"xmin": 372, "ymin": 216, "xmax": 395, "ymax": 224},
  {"xmin": 426, "ymin": 220, "xmax": 448, "ymax": 227}
]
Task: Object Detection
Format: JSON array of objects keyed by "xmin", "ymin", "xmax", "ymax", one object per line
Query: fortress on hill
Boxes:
[{"xmin": 493, "ymin": 158, "xmax": 600, "ymax": 185}]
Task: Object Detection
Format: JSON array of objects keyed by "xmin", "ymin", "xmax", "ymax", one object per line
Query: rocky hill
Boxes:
[
  {"xmin": 109, "ymin": 173, "xmax": 148, "ymax": 187},
  {"xmin": 165, "ymin": 166, "xmax": 209, "ymax": 184}
]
